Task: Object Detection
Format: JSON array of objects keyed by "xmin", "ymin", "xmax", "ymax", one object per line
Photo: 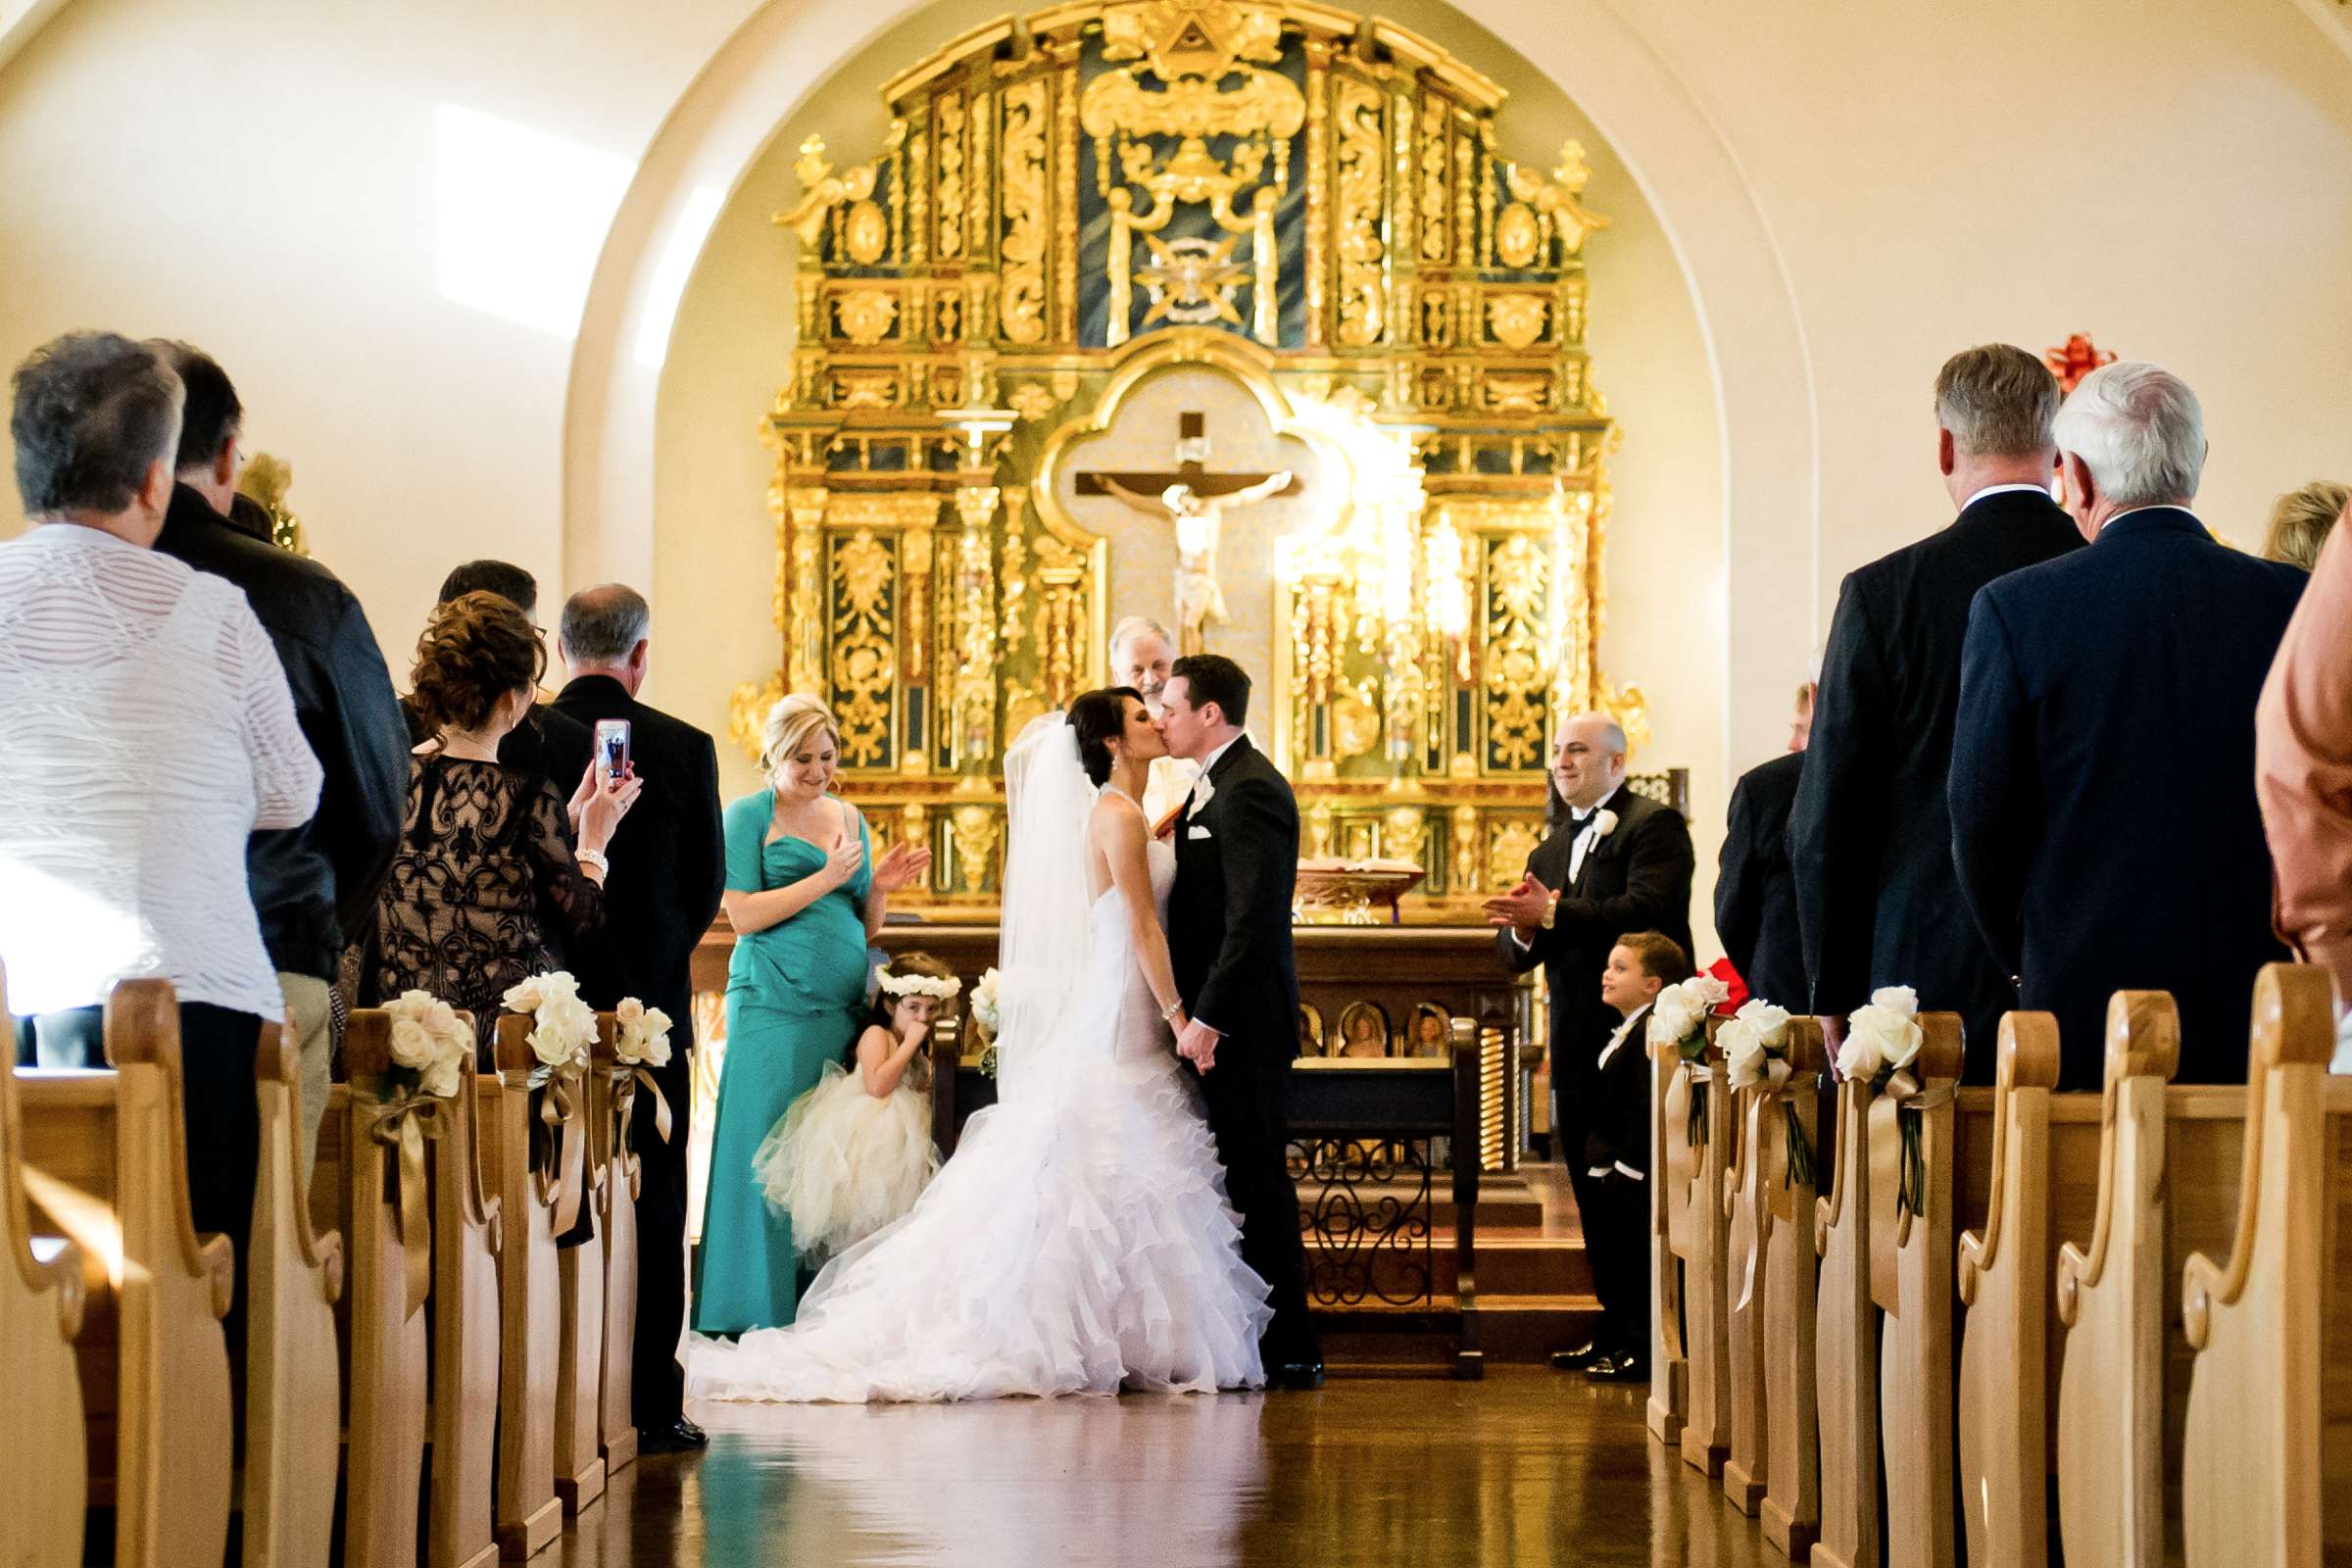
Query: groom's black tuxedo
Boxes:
[{"xmin": 1167, "ymin": 733, "xmax": 1317, "ymax": 1368}]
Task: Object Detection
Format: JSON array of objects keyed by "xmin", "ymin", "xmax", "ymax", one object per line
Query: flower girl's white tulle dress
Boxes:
[
  {"xmin": 752, "ymin": 1057, "xmax": 940, "ymax": 1258},
  {"xmin": 688, "ymin": 763, "xmax": 1270, "ymax": 1403}
]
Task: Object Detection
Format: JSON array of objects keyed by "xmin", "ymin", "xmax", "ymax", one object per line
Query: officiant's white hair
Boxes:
[
  {"xmin": 2053, "ymin": 361, "xmax": 2206, "ymax": 510},
  {"xmin": 1108, "ymin": 614, "xmax": 1172, "ymax": 660}
]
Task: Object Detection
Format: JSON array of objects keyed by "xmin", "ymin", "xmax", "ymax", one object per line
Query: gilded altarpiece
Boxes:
[{"xmin": 734, "ymin": 0, "xmax": 1639, "ymax": 918}]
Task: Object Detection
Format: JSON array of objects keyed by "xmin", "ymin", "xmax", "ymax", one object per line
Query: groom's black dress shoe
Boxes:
[
  {"xmin": 1549, "ymin": 1339, "xmax": 1602, "ymax": 1371},
  {"xmin": 1267, "ymin": 1360, "xmax": 1325, "ymax": 1391},
  {"xmin": 638, "ymin": 1419, "xmax": 710, "ymax": 1453}
]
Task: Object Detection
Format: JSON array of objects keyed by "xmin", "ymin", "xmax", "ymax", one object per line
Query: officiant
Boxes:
[{"xmin": 1484, "ymin": 714, "xmax": 1693, "ymax": 1294}]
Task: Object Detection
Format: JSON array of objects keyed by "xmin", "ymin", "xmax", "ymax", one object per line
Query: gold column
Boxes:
[
  {"xmin": 1051, "ymin": 42, "xmax": 1081, "ymax": 346},
  {"xmin": 951, "ymin": 483, "xmax": 1001, "ymax": 774},
  {"xmin": 784, "ymin": 483, "xmax": 830, "ymax": 698},
  {"xmin": 1302, "ymin": 40, "xmax": 1331, "ymax": 349}
]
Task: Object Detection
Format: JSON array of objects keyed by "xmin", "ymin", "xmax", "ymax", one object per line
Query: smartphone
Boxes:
[{"xmin": 594, "ymin": 718, "xmax": 632, "ymax": 782}]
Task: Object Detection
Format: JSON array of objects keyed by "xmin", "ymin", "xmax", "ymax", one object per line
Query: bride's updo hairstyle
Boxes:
[
  {"xmin": 410, "ymin": 590, "xmax": 545, "ymax": 733},
  {"xmin": 1068, "ymin": 686, "xmax": 1146, "ymax": 787}
]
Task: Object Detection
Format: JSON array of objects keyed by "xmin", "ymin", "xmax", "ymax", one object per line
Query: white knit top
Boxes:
[{"xmin": 0, "ymin": 524, "xmax": 321, "ymax": 1020}]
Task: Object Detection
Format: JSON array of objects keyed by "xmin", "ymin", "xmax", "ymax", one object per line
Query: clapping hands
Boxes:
[
  {"xmin": 1482, "ymin": 872, "xmax": 1552, "ymax": 931},
  {"xmin": 871, "ymin": 840, "xmax": 933, "ymax": 894}
]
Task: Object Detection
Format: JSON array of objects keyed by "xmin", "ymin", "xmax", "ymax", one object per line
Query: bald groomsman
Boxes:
[{"xmin": 1487, "ymin": 713, "xmax": 1692, "ymax": 1369}]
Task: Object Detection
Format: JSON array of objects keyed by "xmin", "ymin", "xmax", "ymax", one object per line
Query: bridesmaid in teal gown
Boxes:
[{"xmin": 695, "ymin": 695, "xmax": 929, "ymax": 1334}]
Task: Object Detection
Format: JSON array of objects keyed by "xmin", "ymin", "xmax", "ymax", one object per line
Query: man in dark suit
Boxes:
[
  {"xmin": 1788, "ymin": 344, "xmax": 2082, "ymax": 1076},
  {"xmin": 1487, "ymin": 713, "xmax": 1693, "ymax": 1368},
  {"xmin": 1160, "ymin": 654, "xmax": 1321, "ymax": 1388},
  {"xmin": 552, "ymin": 584, "xmax": 726, "ymax": 1449},
  {"xmin": 1951, "ymin": 363, "xmax": 2304, "ymax": 1088},
  {"xmin": 146, "ymin": 342, "xmax": 410, "ymax": 1167},
  {"xmin": 411, "ymin": 560, "xmax": 594, "ymax": 796},
  {"xmin": 1715, "ymin": 679, "xmax": 1813, "ymax": 1009}
]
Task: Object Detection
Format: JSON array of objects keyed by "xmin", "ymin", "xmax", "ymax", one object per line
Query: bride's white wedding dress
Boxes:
[{"xmin": 687, "ymin": 775, "xmax": 1271, "ymax": 1402}]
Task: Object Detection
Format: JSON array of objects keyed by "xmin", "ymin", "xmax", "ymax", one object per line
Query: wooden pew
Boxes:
[
  {"xmin": 1647, "ymin": 1028, "xmax": 1688, "ymax": 1446},
  {"xmin": 553, "ymin": 1018, "xmax": 610, "ymax": 1515},
  {"xmin": 1952, "ymin": 1011, "xmax": 2099, "ymax": 1568},
  {"xmin": 1733, "ymin": 1018, "xmax": 1825, "ymax": 1559},
  {"xmin": 2048, "ymin": 992, "xmax": 2244, "ymax": 1566},
  {"xmin": 482, "ymin": 1015, "xmax": 587, "ymax": 1560},
  {"xmin": 428, "ymin": 1035, "xmax": 503, "ymax": 1568},
  {"xmin": 243, "ymin": 1019, "xmax": 346, "ymax": 1568},
  {"xmin": 1721, "ymin": 1040, "xmax": 1767, "ymax": 1517},
  {"xmin": 591, "ymin": 1019, "xmax": 642, "ymax": 1476},
  {"xmin": 1652, "ymin": 1022, "xmax": 1733, "ymax": 1474},
  {"xmin": 1870, "ymin": 1014, "xmax": 1965, "ymax": 1568},
  {"xmin": 1807, "ymin": 1010, "xmax": 1960, "ymax": 1568},
  {"xmin": 327, "ymin": 1012, "xmax": 434, "ymax": 1568},
  {"xmin": 18, "ymin": 979, "xmax": 235, "ymax": 1568},
  {"xmin": 2180, "ymin": 962, "xmax": 2352, "ymax": 1566},
  {"xmin": 2060, "ymin": 992, "xmax": 2258, "ymax": 1568},
  {"xmin": 0, "ymin": 983, "xmax": 87, "ymax": 1568}
]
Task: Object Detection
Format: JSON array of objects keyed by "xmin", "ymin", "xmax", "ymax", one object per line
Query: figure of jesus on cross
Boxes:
[{"xmin": 1080, "ymin": 412, "xmax": 1298, "ymax": 654}]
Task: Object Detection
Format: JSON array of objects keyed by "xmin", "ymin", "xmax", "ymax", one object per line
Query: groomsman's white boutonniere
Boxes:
[
  {"xmin": 1834, "ymin": 984, "xmax": 1938, "ymax": 1217},
  {"xmin": 612, "ymin": 996, "xmax": 677, "ymax": 1144},
  {"xmin": 1720, "ymin": 999, "xmax": 1812, "ymax": 1186},
  {"xmin": 1647, "ymin": 971, "xmax": 1733, "ymax": 1145},
  {"xmin": 1584, "ymin": 807, "xmax": 1619, "ymax": 842}
]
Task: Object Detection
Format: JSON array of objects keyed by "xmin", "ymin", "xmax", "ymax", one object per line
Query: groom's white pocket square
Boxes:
[{"xmin": 1188, "ymin": 824, "xmax": 1213, "ymax": 840}]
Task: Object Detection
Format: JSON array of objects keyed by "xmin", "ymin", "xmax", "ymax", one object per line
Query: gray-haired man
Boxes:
[{"xmin": 553, "ymin": 583, "xmax": 725, "ymax": 1451}]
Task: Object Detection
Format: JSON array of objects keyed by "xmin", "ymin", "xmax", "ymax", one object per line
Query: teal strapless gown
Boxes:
[{"xmin": 694, "ymin": 793, "xmax": 872, "ymax": 1334}]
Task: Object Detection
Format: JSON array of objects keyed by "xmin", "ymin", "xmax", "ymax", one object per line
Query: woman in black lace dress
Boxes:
[{"xmin": 367, "ymin": 591, "xmax": 640, "ymax": 1057}]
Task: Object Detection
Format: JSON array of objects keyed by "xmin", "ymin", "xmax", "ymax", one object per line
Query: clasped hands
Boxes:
[
  {"xmin": 1482, "ymin": 873, "xmax": 1554, "ymax": 933},
  {"xmin": 1174, "ymin": 1015, "xmax": 1221, "ymax": 1073}
]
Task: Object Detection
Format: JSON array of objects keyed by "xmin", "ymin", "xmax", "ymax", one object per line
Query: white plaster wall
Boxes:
[{"xmin": 5, "ymin": 0, "xmax": 2350, "ymax": 962}]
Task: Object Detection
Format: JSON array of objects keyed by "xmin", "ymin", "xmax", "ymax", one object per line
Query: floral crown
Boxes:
[{"xmin": 879, "ymin": 970, "xmax": 962, "ymax": 1001}]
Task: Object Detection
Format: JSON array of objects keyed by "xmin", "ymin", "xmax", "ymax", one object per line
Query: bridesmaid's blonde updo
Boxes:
[
  {"xmin": 410, "ymin": 591, "xmax": 545, "ymax": 733},
  {"xmin": 760, "ymin": 693, "xmax": 842, "ymax": 784}
]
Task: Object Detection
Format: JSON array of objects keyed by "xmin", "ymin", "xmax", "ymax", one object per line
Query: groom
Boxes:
[{"xmin": 1160, "ymin": 654, "xmax": 1322, "ymax": 1389}]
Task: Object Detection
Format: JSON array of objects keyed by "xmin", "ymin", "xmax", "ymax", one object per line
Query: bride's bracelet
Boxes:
[{"xmin": 1159, "ymin": 999, "xmax": 1184, "ymax": 1023}]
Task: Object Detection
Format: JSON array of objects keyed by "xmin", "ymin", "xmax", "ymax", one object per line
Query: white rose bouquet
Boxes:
[
  {"xmin": 969, "ymin": 967, "xmax": 1003, "ymax": 1078},
  {"xmin": 1718, "ymin": 998, "xmax": 1812, "ymax": 1186},
  {"xmin": 611, "ymin": 996, "xmax": 677, "ymax": 1145},
  {"xmin": 612, "ymin": 997, "xmax": 673, "ymax": 1069},
  {"xmin": 1647, "ymin": 971, "xmax": 1733, "ymax": 1145},
  {"xmin": 1834, "ymin": 985, "xmax": 1938, "ymax": 1216},
  {"xmin": 504, "ymin": 969, "xmax": 597, "ymax": 1077},
  {"xmin": 383, "ymin": 989, "xmax": 471, "ymax": 1101}
]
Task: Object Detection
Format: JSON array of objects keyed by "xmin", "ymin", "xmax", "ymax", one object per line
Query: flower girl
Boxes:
[{"xmin": 753, "ymin": 952, "xmax": 954, "ymax": 1257}]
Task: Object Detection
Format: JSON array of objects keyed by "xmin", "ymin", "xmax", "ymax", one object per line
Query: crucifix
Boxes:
[{"xmin": 1077, "ymin": 412, "xmax": 1299, "ymax": 654}]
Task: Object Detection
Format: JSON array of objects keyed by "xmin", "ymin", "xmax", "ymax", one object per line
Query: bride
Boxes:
[{"xmin": 686, "ymin": 687, "xmax": 1272, "ymax": 1401}]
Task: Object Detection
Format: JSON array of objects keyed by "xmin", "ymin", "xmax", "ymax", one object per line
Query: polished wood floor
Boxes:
[{"xmin": 548, "ymin": 1368, "xmax": 1776, "ymax": 1566}]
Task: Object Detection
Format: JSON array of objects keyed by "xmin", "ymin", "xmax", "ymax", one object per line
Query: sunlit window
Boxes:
[{"xmin": 435, "ymin": 104, "xmax": 634, "ymax": 338}]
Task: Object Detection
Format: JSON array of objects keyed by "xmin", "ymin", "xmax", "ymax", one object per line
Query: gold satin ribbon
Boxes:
[
  {"xmin": 1662, "ymin": 1062, "xmax": 1698, "ymax": 1255},
  {"xmin": 369, "ymin": 1093, "xmax": 442, "ymax": 1319},
  {"xmin": 1865, "ymin": 1069, "xmax": 1955, "ymax": 1310},
  {"xmin": 631, "ymin": 1066, "xmax": 673, "ymax": 1145}
]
